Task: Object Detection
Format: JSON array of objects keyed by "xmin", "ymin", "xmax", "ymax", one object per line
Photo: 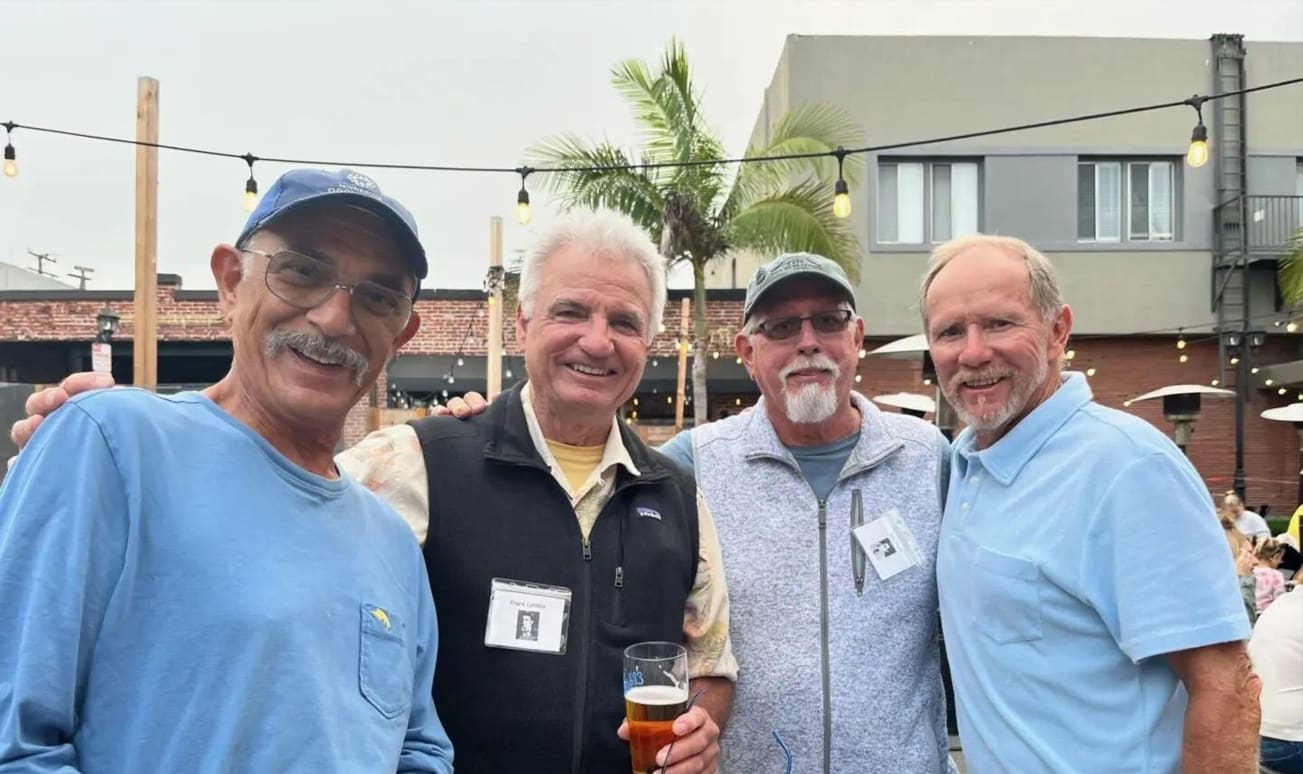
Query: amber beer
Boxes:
[{"xmin": 624, "ymin": 684, "xmax": 688, "ymax": 773}]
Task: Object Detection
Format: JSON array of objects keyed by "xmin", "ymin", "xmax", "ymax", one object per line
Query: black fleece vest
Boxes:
[{"xmin": 410, "ymin": 384, "xmax": 700, "ymax": 773}]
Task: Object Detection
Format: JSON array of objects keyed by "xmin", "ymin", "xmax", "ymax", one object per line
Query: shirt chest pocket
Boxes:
[
  {"xmin": 974, "ymin": 547, "xmax": 1044, "ymax": 644},
  {"xmin": 358, "ymin": 603, "xmax": 413, "ymax": 720}
]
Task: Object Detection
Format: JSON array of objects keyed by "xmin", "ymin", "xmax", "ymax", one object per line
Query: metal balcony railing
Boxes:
[{"xmin": 1214, "ymin": 194, "xmax": 1303, "ymax": 260}]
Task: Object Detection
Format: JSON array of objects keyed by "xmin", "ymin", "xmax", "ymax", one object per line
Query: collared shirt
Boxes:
[
  {"xmin": 339, "ymin": 383, "xmax": 737, "ymax": 681},
  {"xmin": 938, "ymin": 373, "xmax": 1250, "ymax": 774}
]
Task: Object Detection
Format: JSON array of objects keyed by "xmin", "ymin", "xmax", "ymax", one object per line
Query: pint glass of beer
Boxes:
[{"xmin": 623, "ymin": 641, "xmax": 689, "ymax": 774}]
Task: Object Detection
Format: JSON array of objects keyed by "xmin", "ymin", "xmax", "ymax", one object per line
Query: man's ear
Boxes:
[
  {"xmin": 1047, "ymin": 304, "xmax": 1074, "ymax": 361},
  {"xmin": 734, "ymin": 330, "xmax": 755, "ymax": 380},
  {"xmin": 212, "ymin": 244, "xmax": 245, "ymax": 325},
  {"xmin": 393, "ymin": 311, "xmax": 421, "ymax": 351}
]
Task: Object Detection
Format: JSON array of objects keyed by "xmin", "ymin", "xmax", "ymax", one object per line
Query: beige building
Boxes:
[{"xmin": 741, "ymin": 33, "xmax": 1302, "ymax": 341}]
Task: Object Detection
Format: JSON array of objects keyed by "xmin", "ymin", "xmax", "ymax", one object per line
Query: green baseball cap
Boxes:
[{"xmin": 743, "ymin": 252, "xmax": 856, "ymax": 320}]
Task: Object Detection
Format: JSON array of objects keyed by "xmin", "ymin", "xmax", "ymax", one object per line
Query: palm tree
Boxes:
[
  {"xmin": 1278, "ymin": 227, "xmax": 1303, "ymax": 308},
  {"xmin": 527, "ymin": 38, "xmax": 863, "ymax": 425}
]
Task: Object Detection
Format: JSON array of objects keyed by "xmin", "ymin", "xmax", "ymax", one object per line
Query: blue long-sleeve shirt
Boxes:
[{"xmin": 0, "ymin": 389, "xmax": 453, "ymax": 773}]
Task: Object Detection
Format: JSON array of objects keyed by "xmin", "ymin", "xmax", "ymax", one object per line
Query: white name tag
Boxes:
[
  {"xmin": 853, "ymin": 509, "xmax": 924, "ymax": 581},
  {"xmin": 484, "ymin": 578, "xmax": 572, "ymax": 655}
]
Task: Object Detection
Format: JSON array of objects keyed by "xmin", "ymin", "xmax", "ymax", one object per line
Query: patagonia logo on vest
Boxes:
[{"xmin": 635, "ymin": 507, "xmax": 662, "ymax": 521}]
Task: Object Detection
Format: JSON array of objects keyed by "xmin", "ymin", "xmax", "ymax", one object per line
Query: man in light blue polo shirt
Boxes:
[{"xmin": 921, "ymin": 234, "xmax": 1260, "ymax": 773}]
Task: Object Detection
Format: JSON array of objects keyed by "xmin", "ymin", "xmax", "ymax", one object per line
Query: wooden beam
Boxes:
[
  {"xmin": 486, "ymin": 216, "xmax": 504, "ymax": 400},
  {"xmin": 132, "ymin": 76, "xmax": 159, "ymax": 388},
  {"xmin": 674, "ymin": 297, "xmax": 691, "ymax": 431}
]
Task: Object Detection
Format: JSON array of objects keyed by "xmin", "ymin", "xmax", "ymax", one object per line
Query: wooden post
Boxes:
[
  {"xmin": 132, "ymin": 76, "xmax": 159, "ymax": 389},
  {"xmin": 673, "ymin": 297, "xmax": 691, "ymax": 431},
  {"xmin": 486, "ymin": 216, "xmax": 504, "ymax": 400}
]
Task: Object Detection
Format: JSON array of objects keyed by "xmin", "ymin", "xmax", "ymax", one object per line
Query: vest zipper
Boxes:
[
  {"xmin": 570, "ymin": 534, "xmax": 593, "ymax": 774},
  {"xmin": 818, "ymin": 498, "xmax": 832, "ymax": 774}
]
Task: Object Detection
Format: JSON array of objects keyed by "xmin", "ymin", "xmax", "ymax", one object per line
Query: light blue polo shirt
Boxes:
[{"xmin": 937, "ymin": 374, "xmax": 1250, "ymax": 774}]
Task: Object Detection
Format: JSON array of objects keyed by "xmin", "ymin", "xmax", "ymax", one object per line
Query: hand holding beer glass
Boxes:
[{"xmin": 623, "ymin": 642, "xmax": 689, "ymax": 774}]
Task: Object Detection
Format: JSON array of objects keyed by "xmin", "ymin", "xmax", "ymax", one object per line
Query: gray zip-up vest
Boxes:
[{"xmin": 693, "ymin": 392, "xmax": 950, "ymax": 774}]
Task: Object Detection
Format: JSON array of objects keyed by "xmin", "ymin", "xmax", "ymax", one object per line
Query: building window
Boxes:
[
  {"xmin": 1078, "ymin": 160, "xmax": 1175, "ymax": 243},
  {"xmin": 877, "ymin": 160, "xmax": 979, "ymax": 244}
]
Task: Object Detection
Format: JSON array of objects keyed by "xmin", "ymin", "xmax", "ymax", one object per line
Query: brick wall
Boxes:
[
  {"xmin": 854, "ymin": 335, "xmax": 1303, "ymax": 511},
  {"xmin": 4, "ymin": 286, "xmax": 1301, "ymax": 511}
]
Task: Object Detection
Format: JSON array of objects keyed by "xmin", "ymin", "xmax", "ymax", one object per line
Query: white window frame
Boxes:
[
  {"xmin": 1079, "ymin": 159, "xmax": 1177, "ymax": 244},
  {"xmin": 877, "ymin": 159, "xmax": 981, "ymax": 245}
]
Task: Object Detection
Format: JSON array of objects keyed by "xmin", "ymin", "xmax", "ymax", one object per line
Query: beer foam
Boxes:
[{"xmin": 625, "ymin": 684, "xmax": 688, "ymax": 705}]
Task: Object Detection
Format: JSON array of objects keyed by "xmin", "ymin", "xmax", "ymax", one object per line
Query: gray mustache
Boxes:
[{"xmin": 264, "ymin": 329, "xmax": 369, "ymax": 386}]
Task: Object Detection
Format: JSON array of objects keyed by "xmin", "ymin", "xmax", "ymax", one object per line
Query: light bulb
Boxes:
[
  {"xmin": 832, "ymin": 179, "xmax": 851, "ymax": 219},
  {"xmin": 1288, "ymin": 321, "xmax": 1299, "ymax": 333},
  {"xmin": 1086, "ymin": 367, "xmax": 1096, "ymax": 377},
  {"xmin": 735, "ymin": 357, "xmax": 742, "ymax": 365},
  {"xmin": 1176, "ymin": 338, "xmax": 1186, "ymax": 350},
  {"xmin": 1265, "ymin": 378, "xmax": 1274, "ymax": 386},
  {"xmin": 243, "ymin": 175, "xmax": 259, "ymax": 212},
  {"xmin": 1230, "ymin": 356, "xmax": 1240, "ymax": 365},
  {"xmin": 1065, "ymin": 349, "xmax": 1075, "ymax": 361},
  {"xmin": 633, "ymin": 398, "xmax": 639, "ymax": 406},
  {"xmin": 1123, "ymin": 400, "xmax": 1132, "ymax": 407},
  {"xmin": 1186, "ymin": 123, "xmax": 1209, "ymax": 168},
  {"xmin": 711, "ymin": 351, "xmax": 719, "ymax": 359},
  {"xmin": 515, "ymin": 187, "xmax": 531, "ymax": 225},
  {"xmin": 3, "ymin": 142, "xmax": 16, "ymax": 178},
  {"xmin": 854, "ymin": 373, "xmax": 862, "ymax": 383},
  {"xmin": 1211, "ymin": 379, "xmax": 1220, "ymax": 387},
  {"xmin": 923, "ymin": 378, "xmax": 932, "ymax": 386},
  {"xmin": 734, "ymin": 398, "xmax": 742, "ymax": 406},
  {"xmin": 448, "ymin": 375, "xmax": 456, "ymax": 385},
  {"xmin": 667, "ymin": 396, "xmax": 673, "ymax": 404},
  {"xmin": 1252, "ymin": 367, "xmax": 1260, "ymax": 374},
  {"xmin": 505, "ymin": 369, "xmax": 513, "ymax": 379},
  {"xmin": 651, "ymin": 359, "xmax": 658, "ymax": 367},
  {"xmin": 1280, "ymin": 387, "xmax": 1289, "ymax": 395},
  {"xmin": 457, "ymin": 357, "xmax": 464, "ymax": 367},
  {"xmin": 1179, "ymin": 353, "xmax": 1188, "ymax": 363},
  {"xmin": 858, "ymin": 349, "xmax": 867, "ymax": 359}
]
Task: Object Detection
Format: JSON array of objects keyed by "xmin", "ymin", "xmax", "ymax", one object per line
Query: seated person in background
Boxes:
[
  {"xmin": 1249, "ymin": 584, "xmax": 1303, "ymax": 774},
  {"xmin": 1254, "ymin": 538, "xmax": 1289, "ymax": 613}
]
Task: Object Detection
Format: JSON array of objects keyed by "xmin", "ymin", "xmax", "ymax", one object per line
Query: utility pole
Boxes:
[
  {"xmin": 27, "ymin": 249, "xmax": 57, "ymax": 277},
  {"xmin": 68, "ymin": 265, "xmax": 94, "ymax": 290}
]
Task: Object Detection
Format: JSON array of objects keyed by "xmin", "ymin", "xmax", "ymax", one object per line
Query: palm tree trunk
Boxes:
[{"xmin": 692, "ymin": 259, "xmax": 709, "ymax": 425}]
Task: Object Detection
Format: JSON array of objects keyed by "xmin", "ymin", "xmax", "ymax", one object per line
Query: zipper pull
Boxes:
[
  {"xmin": 614, "ymin": 566, "xmax": 624, "ymax": 588},
  {"xmin": 582, "ymin": 538, "xmax": 592, "ymax": 561}
]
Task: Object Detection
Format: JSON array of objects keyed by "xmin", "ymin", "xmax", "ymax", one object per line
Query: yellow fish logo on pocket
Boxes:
[{"xmin": 369, "ymin": 606, "xmax": 391, "ymax": 631}]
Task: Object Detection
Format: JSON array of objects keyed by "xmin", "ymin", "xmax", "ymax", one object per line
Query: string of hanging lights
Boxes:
[{"xmin": 4, "ymin": 77, "xmax": 1298, "ymax": 218}]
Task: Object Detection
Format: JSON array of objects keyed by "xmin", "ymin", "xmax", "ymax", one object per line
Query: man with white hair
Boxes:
[
  {"xmin": 659, "ymin": 253, "xmax": 953, "ymax": 774},
  {"xmin": 923, "ymin": 234, "xmax": 1259, "ymax": 772},
  {"xmin": 343, "ymin": 208, "xmax": 736, "ymax": 774}
]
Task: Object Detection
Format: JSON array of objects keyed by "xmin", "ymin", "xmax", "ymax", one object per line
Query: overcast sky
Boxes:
[{"xmin": 1, "ymin": 0, "xmax": 1300, "ymax": 292}]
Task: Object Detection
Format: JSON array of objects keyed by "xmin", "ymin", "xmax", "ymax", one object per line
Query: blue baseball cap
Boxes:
[{"xmin": 236, "ymin": 167, "xmax": 428, "ymax": 282}]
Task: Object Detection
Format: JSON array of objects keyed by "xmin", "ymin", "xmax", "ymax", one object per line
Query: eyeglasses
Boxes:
[
  {"xmin": 243, "ymin": 248, "xmax": 414, "ymax": 334},
  {"xmin": 753, "ymin": 309, "xmax": 854, "ymax": 341}
]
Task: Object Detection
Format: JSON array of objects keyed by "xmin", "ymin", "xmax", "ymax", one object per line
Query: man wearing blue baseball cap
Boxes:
[{"xmin": 0, "ymin": 169, "xmax": 454, "ymax": 772}]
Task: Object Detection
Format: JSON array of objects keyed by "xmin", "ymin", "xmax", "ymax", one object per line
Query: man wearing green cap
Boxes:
[{"xmin": 658, "ymin": 252, "xmax": 952, "ymax": 774}]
